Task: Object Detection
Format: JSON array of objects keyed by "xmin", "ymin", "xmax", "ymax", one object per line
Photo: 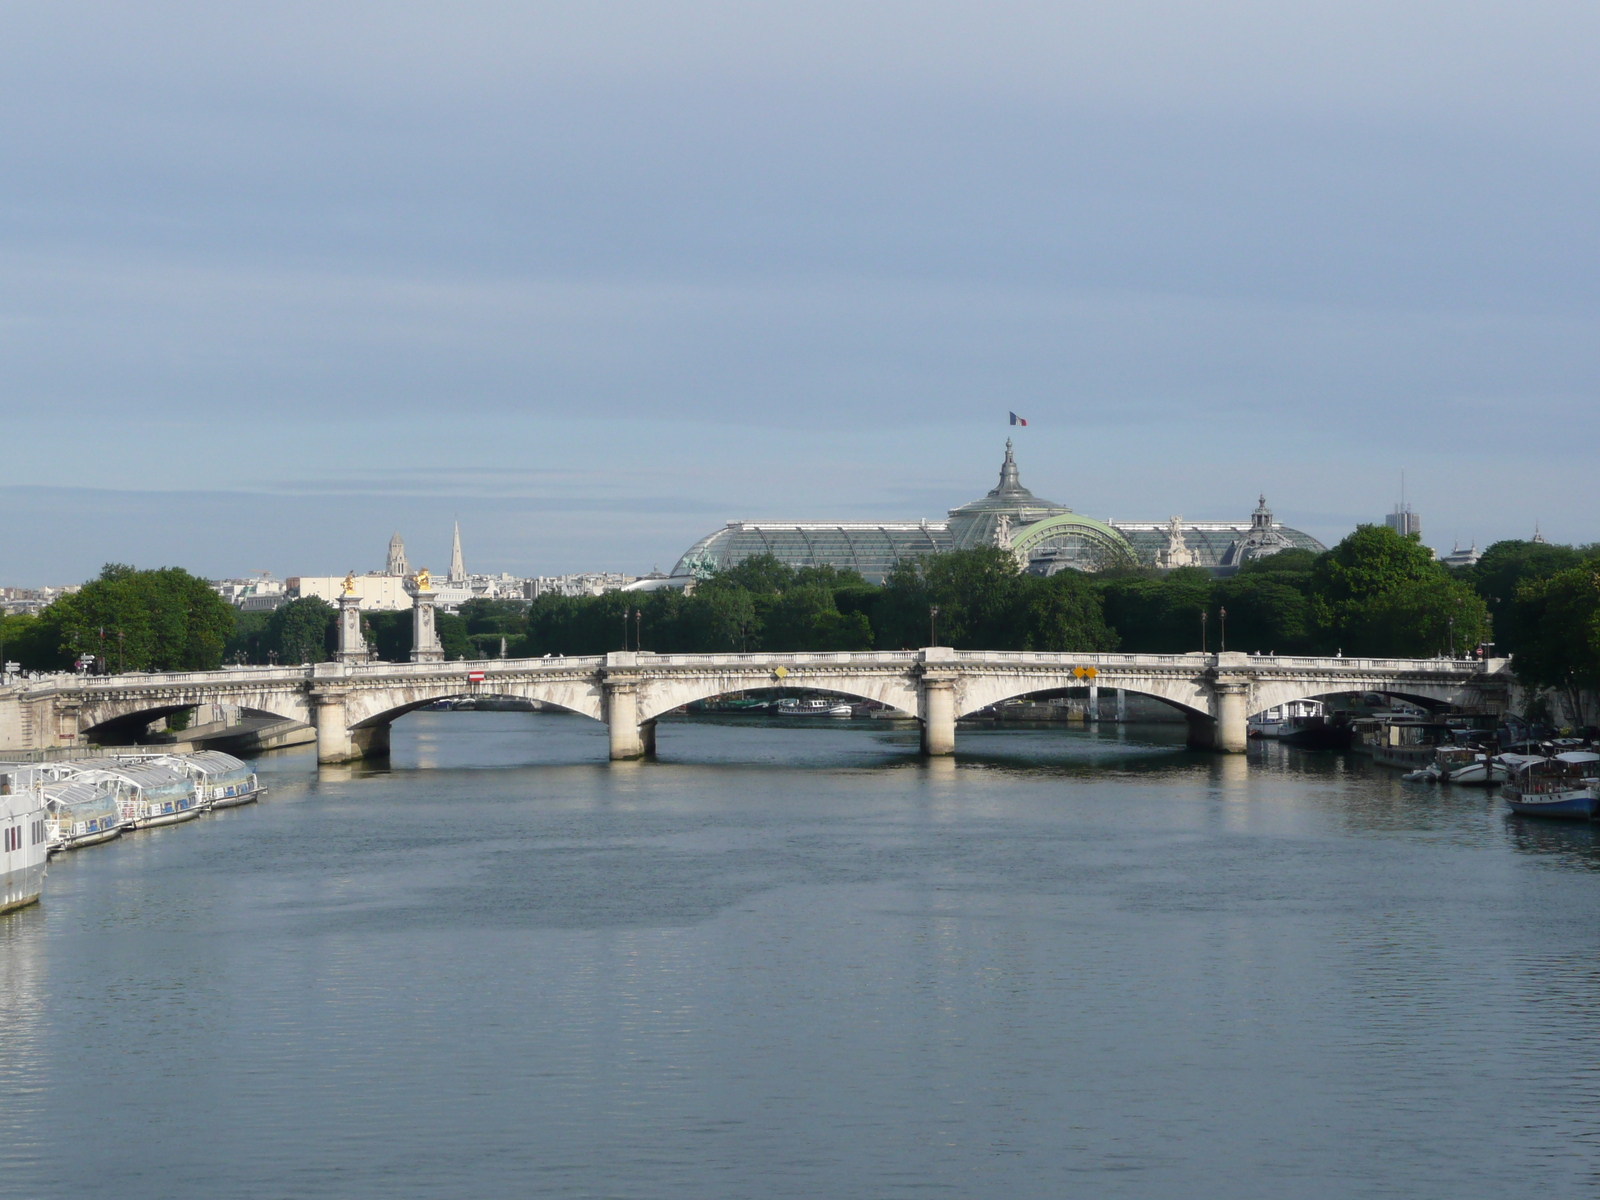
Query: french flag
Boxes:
[{"xmin": 1009, "ymin": 412, "xmax": 1028, "ymax": 426}]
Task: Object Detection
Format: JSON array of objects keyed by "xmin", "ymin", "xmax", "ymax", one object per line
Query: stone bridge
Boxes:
[{"xmin": 0, "ymin": 649, "xmax": 1513, "ymax": 763}]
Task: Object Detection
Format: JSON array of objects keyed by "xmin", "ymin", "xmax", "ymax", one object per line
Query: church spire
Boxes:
[
  {"xmin": 448, "ymin": 521, "xmax": 466, "ymax": 583},
  {"xmin": 386, "ymin": 532, "xmax": 409, "ymax": 577}
]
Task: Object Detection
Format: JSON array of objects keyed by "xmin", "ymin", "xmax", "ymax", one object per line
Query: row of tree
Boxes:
[{"xmin": 2, "ymin": 529, "xmax": 1596, "ymax": 712}]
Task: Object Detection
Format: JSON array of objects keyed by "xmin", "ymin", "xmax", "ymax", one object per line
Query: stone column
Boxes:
[
  {"xmin": 920, "ymin": 673, "xmax": 957, "ymax": 757},
  {"xmin": 1211, "ymin": 682, "xmax": 1250, "ymax": 754},
  {"xmin": 311, "ymin": 686, "xmax": 353, "ymax": 763},
  {"xmin": 411, "ymin": 592, "xmax": 443, "ymax": 663},
  {"xmin": 1088, "ymin": 682, "xmax": 1100, "ymax": 722},
  {"xmin": 336, "ymin": 594, "xmax": 369, "ymax": 664},
  {"xmin": 605, "ymin": 679, "xmax": 644, "ymax": 760},
  {"xmin": 1116, "ymin": 687, "xmax": 1127, "ymax": 723}
]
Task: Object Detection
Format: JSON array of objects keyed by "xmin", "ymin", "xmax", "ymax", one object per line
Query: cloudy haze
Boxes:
[{"xmin": 2, "ymin": 1, "xmax": 1595, "ymax": 582}]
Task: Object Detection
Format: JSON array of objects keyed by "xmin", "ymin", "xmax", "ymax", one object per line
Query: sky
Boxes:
[{"xmin": 2, "ymin": 1, "xmax": 1596, "ymax": 584}]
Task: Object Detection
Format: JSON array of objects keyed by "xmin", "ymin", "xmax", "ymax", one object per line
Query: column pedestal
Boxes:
[
  {"xmin": 336, "ymin": 593, "xmax": 369, "ymax": 664},
  {"xmin": 411, "ymin": 591, "xmax": 443, "ymax": 663}
]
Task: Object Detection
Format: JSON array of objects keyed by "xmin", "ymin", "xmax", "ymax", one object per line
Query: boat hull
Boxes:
[
  {"xmin": 211, "ymin": 787, "xmax": 265, "ymax": 810},
  {"xmin": 1, "ymin": 859, "xmax": 46, "ymax": 914},
  {"xmin": 133, "ymin": 806, "xmax": 203, "ymax": 829},
  {"xmin": 1505, "ymin": 790, "xmax": 1598, "ymax": 820},
  {"xmin": 56, "ymin": 827, "xmax": 124, "ymax": 852}
]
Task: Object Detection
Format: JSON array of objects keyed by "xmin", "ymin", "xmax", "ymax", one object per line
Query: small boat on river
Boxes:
[
  {"xmin": 776, "ymin": 698, "xmax": 853, "ymax": 718},
  {"xmin": 1501, "ymin": 752, "xmax": 1600, "ymax": 820},
  {"xmin": 42, "ymin": 775, "xmax": 127, "ymax": 851}
]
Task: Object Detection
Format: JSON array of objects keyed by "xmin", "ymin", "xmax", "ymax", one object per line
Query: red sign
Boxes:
[{"xmin": 467, "ymin": 671, "xmax": 486, "ymax": 682}]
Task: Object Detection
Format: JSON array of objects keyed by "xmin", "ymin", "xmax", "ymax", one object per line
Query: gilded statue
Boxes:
[
  {"xmin": 342, "ymin": 570, "xmax": 357, "ymax": 596},
  {"xmin": 414, "ymin": 567, "xmax": 431, "ymax": 592}
]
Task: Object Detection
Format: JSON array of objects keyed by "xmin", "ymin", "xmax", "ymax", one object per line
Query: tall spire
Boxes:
[{"xmin": 449, "ymin": 521, "xmax": 466, "ymax": 583}]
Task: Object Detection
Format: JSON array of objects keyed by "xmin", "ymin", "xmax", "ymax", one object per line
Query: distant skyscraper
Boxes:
[
  {"xmin": 449, "ymin": 521, "xmax": 466, "ymax": 583},
  {"xmin": 1386, "ymin": 505, "xmax": 1421, "ymax": 539},
  {"xmin": 386, "ymin": 532, "xmax": 409, "ymax": 576}
]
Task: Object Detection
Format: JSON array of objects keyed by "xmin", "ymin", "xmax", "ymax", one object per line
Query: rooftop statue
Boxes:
[
  {"xmin": 342, "ymin": 571, "xmax": 357, "ymax": 596},
  {"xmin": 414, "ymin": 567, "xmax": 431, "ymax": 592}
]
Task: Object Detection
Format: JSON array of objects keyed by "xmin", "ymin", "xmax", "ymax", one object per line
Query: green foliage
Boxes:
[
  {"xmin": 1465, "ymin": 540, "xmax": 1594, "ymax": 656},
  {"xmin": 1211, "ymin": 573, "xmax": 1314, "ymax": 654},
  {"xmin": 266, "ymin": 597, "xmax": 336, "ymax": 664},
  {"xmin": 223, "ymin": 610, "xmax": 272, "ymax": 665},
  {"xmin": 0, "ymin": 612, "xmax": 66, "ymax": 671},
  {"xmin": 1509, "ymin": 563, "xmax": 1600, "ymax": 723},
  {"xmin": 40, "ymin": 564, "xmax": 234, "ymax": 672},
  {"xmin": 1307, "ymin": 525, "xmax": 1485, "ymax": 657},
  {"xmin": 876, "ymin": 549, "xmax": 1117, "ymax": 651},
  {"xmin": 1097, "ymin": 568, "xmax": 1214, "ymax": 654}
]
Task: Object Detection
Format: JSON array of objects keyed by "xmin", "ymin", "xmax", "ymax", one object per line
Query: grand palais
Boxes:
[{"xmin": 668, "ymin": 441, "xmax": 1325, "ymax": 585}]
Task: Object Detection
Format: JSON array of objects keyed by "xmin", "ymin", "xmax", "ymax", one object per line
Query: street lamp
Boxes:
[
  {"xmin": 635, "ymin": 608, "xmax": 643, "ymax": 652},
  {"xmin": 1200, "ymin": 610, "xmax": 1208, "ymax": 653},
  {"xmin": 1219, "ymin": 607, "xmax": 1227, "ymax": 653},
  {"xmin": 929, "ymin": 605, "xmax": 940, "ymax": 647}
]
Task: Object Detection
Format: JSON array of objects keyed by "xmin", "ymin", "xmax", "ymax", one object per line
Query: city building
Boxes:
[
  {"xmin": 0, "ymin": 585, "xmax": 80, "ymax": 616},
  {"xmin": 670, "ymin": 442, "xmax": 1325, "ymax": 584},
  {"xmin": 1440, "ymin": 542, "xmax": 1482, "ymax": 569},
  {"xmin": 1385, "ymin": 504, "xmax": 1422, "ymax": 538}
]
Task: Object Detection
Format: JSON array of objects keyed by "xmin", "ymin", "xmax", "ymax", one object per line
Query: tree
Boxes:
[
  {"xmin": 1096, "ymin": 568, "xmax": 1213, "ymax": 653},
  {"xmin": 0, "ymin": 612, "xmax": 64, "ymax": 672},
  {"xmin": 1510, "ymin": 564, "xmax": 1600, "ymax": 725},
  {"xmin": 1463, "ymin": 539, "xmax": 1590, "ymax": 656},
  {"xmin": 1342, "ymin": 574, "xmax": 1490, "ymax": 659},
  {"xmin": 1308, "ymin": 525, "xmax": 1479, "ymax": 655},
  {"xmin": 266, "ymin": 597, "xmax": 336, "ymax": 664},
  {"xmin": 40, "ymin": 564, "xmax": 235, "ymax": 672},
  {"xmin": 1212, "ymin": 572, "xmax": 1315, "ymax": 654}
]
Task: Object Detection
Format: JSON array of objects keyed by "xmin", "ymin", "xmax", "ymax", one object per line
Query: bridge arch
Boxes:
[
  {"xmin": 632, "ymin": 671, "xmax": 921, "ymax": 725},
  {"xmin": 1246, "ymin": 677, "xmax": 1500, "ymax": 719},
  {"xmin": 953, "ymin": 673, "xmax": 1211, "ymax": 721}
]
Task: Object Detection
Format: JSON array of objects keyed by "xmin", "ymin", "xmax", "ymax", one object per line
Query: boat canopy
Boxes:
[
  {"xmin": 1554, "ymin": 752, "xmax": 1600, "ymax": 765},
  {"xmin": 151, "ymin": 751, "xmax": 253, "ymax": 788},
  {"xmin": 85, "ymin": 763, "xmax": 194, "ymax": 804},
  {"xmin": 43, "ymin": 777, "xmax": 122, "ymax": 829}
]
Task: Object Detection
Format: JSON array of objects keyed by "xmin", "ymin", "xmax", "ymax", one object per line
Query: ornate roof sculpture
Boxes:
[{"xmin": 668, "ymin": 444, "xmax": 1324, "ymax": 583}]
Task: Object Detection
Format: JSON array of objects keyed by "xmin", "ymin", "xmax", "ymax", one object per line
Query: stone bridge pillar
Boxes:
[
  {"xmin": 411, "ymin": 591, "xmax": 443, "ymax": 663},
  {"xmin": 1211, "ymin": 680, "xmax": 1250, "ymax": 754},
  {"xmin": 336, "ymin": 593, "xmax": 369, "ymax": 664},
  {"xmin": 919, "ymin": 672, "xmax": 957, "ymax": 757},
  {"xmin": 604, "ymin": 676, "xmax": 645, "ymax": 760},
  {"xmin": 311, "ymin": 685, "xmax": 353, "ymax": 763}
]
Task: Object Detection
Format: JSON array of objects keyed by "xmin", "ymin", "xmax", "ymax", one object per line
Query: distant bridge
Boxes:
[{"xmin": 0, "ymin": 649, "xmax": 1513, "ymax": 763}]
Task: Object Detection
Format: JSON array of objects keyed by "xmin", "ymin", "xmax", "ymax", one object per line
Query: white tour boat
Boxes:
[
  {"xmin": 148, "ymin": 751, "xmax": 264, "ymax": 810},
  {"xmin": 42, "ymin": 775, "xmax": 127, "ymax": 851},
  {"xmin": 0, "ymin": 767, "xmax": 51, "ymax": 913},
  {"xmin": 91, "ymin": 762, "xmax": 201, "ymax": 829}
]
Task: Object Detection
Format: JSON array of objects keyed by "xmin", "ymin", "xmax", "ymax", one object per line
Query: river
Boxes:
[{"xmin": 3, "ymin": 712, "xmax": 1599, "ymax": 1198}]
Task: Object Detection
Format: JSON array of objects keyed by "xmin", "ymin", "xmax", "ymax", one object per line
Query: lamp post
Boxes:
[
  {"xmin": 1219, "ymin": 607, "xmax": 1227, "ymax": 653},
  {"xmin": 1200, "ymin": 610, "xmax": 1208, "ymax": 653},
  {"xmin": 635, "ymin": 608, "xmax": 643, "ymax": 652},
  {"xmin": 621, "ymin": 608, "xmax": 629, "ymax": 651},
  {"xmin": 929, "ymin": 605, "xmax": 940, "ymax": 647}
]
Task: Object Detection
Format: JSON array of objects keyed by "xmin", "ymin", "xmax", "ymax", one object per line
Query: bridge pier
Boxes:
[
  {"xmin": 605, "ymin": 678, "xmax": 645, "ymax": 760},
  {"xmin": 312, "ymin": 686, "xmax": 355, "ymax": 763},
  {"xmin": 920, "ymin": 673, "xmax": 957, "ymax": 756},
  {"xmin": 1212, "ymin": 683, "xmax": 1249, "ymax": 753}
]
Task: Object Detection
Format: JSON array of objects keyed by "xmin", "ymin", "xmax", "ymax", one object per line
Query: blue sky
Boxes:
[{"xmin": 3, "ymin": 1, "xmax": 1596, "ymax": 583}]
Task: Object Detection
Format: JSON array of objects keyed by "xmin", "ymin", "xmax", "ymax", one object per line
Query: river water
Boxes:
[{"xmin": 3, "ymin": 712, "xmax": 1600, "ymax": 1199}]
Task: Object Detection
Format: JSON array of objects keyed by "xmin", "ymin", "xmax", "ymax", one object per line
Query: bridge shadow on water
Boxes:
[{"xmin": 280, "ymin": 709, "xmax": 1220, "ymax": 780}]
